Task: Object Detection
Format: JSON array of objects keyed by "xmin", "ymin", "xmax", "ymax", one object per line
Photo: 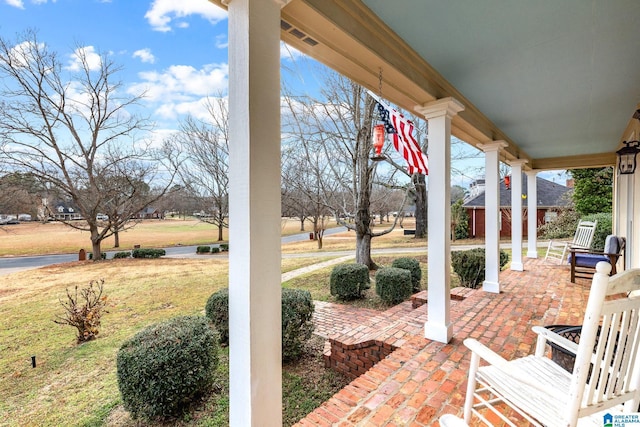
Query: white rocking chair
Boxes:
[
  {"xmin": 463, "ymin": 262, "xmax": 640, "ymax": 426},
  {"xmin": 544, "ymin": 219, "xmax": 597, "ymax": 265}
]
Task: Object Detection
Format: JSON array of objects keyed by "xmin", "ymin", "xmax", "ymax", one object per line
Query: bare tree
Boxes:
[
  {"xmin": 306, "ymin": 73, "xmax": 407, "ymax": 268},
  {"xmin": 171, "ymin": 97, "xmax": 229, "ymax": 241},
  {"xmin": 0, "ymin": 30, "xmax": 179, "ymax": 258}
]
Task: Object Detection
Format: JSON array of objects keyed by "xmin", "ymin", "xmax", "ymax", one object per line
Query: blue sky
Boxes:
[{"xmin": 0, "ymin": 0, "xmax": 566, "ymax": 187}]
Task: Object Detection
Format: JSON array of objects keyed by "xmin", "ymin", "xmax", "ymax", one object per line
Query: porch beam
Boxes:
[
  {"xmin": 226, "ymin": 0, "xmax": 283, "ymax": 425},
  {"xmin": 416, "ymin": 97, "xmax": 464, "ymax": 344},
  {"xmin": 479, "ymin": 141, "xmax": 508, "ymax": 293}
]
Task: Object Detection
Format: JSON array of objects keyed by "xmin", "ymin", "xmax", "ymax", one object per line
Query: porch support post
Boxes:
[
  {"xmin": 225, "ymin": 0, "xmax": 287, "ymax": 425},
  {"xmin": 508, "ymin": 160, "xmax": 527, "ymax": 271},
  {"xmin": 526, "ymin": 170, "xmax": 539, "ymax": 258},
  {"xmin": 478, "ymin": 141, "xmax": 507, "ymax": 293},
  {"xmin": 416, "ymin": 97, "xmax": 464, "ymax": 343}
]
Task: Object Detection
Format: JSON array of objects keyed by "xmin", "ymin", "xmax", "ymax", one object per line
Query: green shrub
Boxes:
[
  {"xmin": 391, "ymin": 257, "xmax": 422, "ymax": 292},
  {"xmin": 196, "ymin": 245, "xmax": 211, "ymax": 254},
  {"xmin": 113, "ymin": 251, "xmax": 131, "ymax": 259},
  {"xmin": 205, "ymin": 289, "xmax": 229, "ymax": 345},
  {"xmin": 281, "ymin": 288, "xmax": 315, "ymax": 362},
  {"xmin": 220, "ymin": 243, "xmax": 229, "ymax": 251},
  {"xmin": 375, "ymin": 267, "xmax": 412, "ymax": 304},
  {"xmin": 329, "ymin": 263, "xmax": 370, "ymax": 300},
  {"xmin": 116, "ymin": 315, "xmax": 219, "ymax": 421},
  {"xmin": 131, "ymin": 248, "xmax": 166, "ymax": 258},
  {"xmin": 538, "ymin": 208, "xmax": 580, "ymax": 239},
  {"xmin": 581, "ymin": 212, "xmax": 612, "ymax": 252},
  {"xmin": 451, "ymin": 248, "xmax": 509, "ymax": 289},
  {"xmin": 211, "ymin": 246, "xmax": 220, "ymax": 254},
  {"xmin": 204, "ymin": 288, "xmax": 314, "ymax": 362}
]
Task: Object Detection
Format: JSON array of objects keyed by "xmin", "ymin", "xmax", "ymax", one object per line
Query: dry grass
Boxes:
[{"xmin": 0, "ymin": 217, "xmax": 342, "ymax": 257}]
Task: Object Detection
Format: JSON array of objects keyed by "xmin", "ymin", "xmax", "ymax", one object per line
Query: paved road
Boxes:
[{"xmin": 0, "ymin": 226, "xmax": 348, "ymax": 275}]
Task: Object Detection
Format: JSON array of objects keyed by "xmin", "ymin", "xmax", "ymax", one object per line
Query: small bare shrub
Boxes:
[{"xmin": 54, "ymin": 279, "xmax": 108, "ymax": 343}]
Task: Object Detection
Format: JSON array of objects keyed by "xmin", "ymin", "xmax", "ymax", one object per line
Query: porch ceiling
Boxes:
[{"xmin": 211, "ymin": 0, "xmax": 640, "ymax": 170}]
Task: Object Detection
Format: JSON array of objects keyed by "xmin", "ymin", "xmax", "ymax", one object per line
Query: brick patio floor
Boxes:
[{"xmin": 295, "ymin": 257, "xmax": 592, "ymax": 426}]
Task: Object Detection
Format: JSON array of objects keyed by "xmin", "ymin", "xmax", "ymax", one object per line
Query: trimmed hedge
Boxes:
[
  {"xmin": 329, "ymin": 263, "xmax": 370, "ymax": 300},
  {"xmin": 281, "ymin": 288, "xmax": 315, "ymax": 361},
  {"xmin": 451, "ymin": 248, "xmax": 509, "ymax": 289},
  {"xmin": 88, "ymin": 252, "xmax": 107, "ymax": 260},
  {"xmin": 116, "ymin": 316, "xmax": 219, "ymax": 420},
  {"xmin": 205, "ymin": 288, "xmax": 229, "ymax": 345},
  {"xmin": 375, "ymin": 267, "xmax": 412, "ymax": 304},
  {"xmin": 113, "ymin": 251, "xmax": 131, "ymax": 259},
  {"xmin": 219, "ymin": 243, "xmax": 229, "ymax": 251},
  {"xmin": 391, "ymin": 257, "xmax": 422, "ymax": 292},
  {"xmin": 196, "ymin": 245, "xmax": 211, "ymax": 254},
  {"xmin": 131, "ymin": 248, "xmax": 166, "ymax": 258},
  {"xmin": 204, "ymin": 288, "xmax": 315, "ymax": 362},
  {"xmin": 211, "ymin": 246, "xmax": 220, "ymax": 254}
]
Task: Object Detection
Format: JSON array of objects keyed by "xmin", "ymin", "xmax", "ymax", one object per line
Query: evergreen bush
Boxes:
[
  {"xmin": 329, "ymin": 263, "xmax": 370, "ymax": 300},
  {"xmin": 131, "ymin": 248, "xmax": 166, "ymax": 258},
  {"xmin": 220, "ymin": 243, "xmax": 229, "ymax": 251},
  {"xmin": 88, "ymin": 252, "xmax": 107, "ymax": 260},
  {"xmin": 116, "ymin": 315, "xmax": 219, "ymax": 420},
  {"xmin": 113, "ymin": 251, "xmax": 131, "ymax": 259},
  {"xmin": 451, "ymin": 248, "xmax": 509, "ymax": 289},
  {"xmin": 196, "ymin": 245, "xmax": 211, "ymax": 254},
  {"xmin": 375, "ymin": 267, "xmax": 412, "ymax": 304},
  {"xmin": 204, "ymin": 288, "xmax": 314, "ymax": 362},
  {"xmin": 581, "ymin": 212, "xmax": 612, "ymax": 252},
  {"xmin": 211, "ymin": 246, "xmax": 220, "ymax": 254},
  {"xmin": 391, "ymin": 257, "xmax": 422, "ymax": 292},
  {"xmin": 281, "ymin": 288, "xmax": 314, "ymax": 361},
  {"xmin": 205, "ymin": 288, "xmax": 229, "ymax": 345}
]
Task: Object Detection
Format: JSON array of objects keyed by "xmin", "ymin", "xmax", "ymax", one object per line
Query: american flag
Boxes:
[{"xmin": 368, "ymin": 91, "xmax": 428, "ymax": 175}]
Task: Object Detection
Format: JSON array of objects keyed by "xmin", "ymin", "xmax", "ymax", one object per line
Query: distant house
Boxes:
[
  {"xmin": 137, "ymin": 207, "xmax": 163, "ymax": 219},
  {"xmin": 462, "ymin": 175, "xmax": 572, "ymax": 238},
  {"xmin": 52, "ymin": 204, "xmax": 83, "ymax": 221}
]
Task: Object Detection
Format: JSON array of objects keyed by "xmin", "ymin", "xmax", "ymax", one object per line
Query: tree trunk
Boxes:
[
  {"xmin": 355, "ymin": 231, "xmax": 376, "ymax": 269},
  {"xmin": 90, "ymin": 227, "xmax": 102, "ymax": 261},
  {"xmin": 316, "ymin": 225, "xmax": 323, "ymax": 249},
  {"xmin": 218, "ymin": 224, "xmax": 224, "ymax": 241},
  {"xmin": 114, "ymin": 229, "xmax": 120, "ymax": 248},
  {"xmin": 413, "ymin": 174, "xmax": 427, "ymax": 238},
  {"xmin": 300, "ymin": 218, "xmax": 305, "ymax": 231}
]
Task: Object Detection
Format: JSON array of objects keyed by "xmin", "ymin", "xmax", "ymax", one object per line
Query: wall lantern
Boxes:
[
  {"xmin": 371, "ymin": 124, "xmax": 386, "ymax": 161},
  {"xmin": 616, "ymin": 139, "xmax": 640, "ymax": 175}
]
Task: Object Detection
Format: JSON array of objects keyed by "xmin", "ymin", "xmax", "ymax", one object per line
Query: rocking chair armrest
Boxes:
[
  {"xmin": 532, "ymin": 325, "xmax": 579, "ymax": 357},
  {"xmin": 464, "ymin": 338, "xmax": 508, "ymax": 368}
]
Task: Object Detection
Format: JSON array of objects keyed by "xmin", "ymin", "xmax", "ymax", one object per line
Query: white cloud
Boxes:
[
  {"xmin": 65, "ymin": 46, "xmax": 102, "ymax": 71},
  {"xmin": 5, "ymin": 0, "xmax": 24, "ymax": 8},
  {"xmin": 145, "ymin": 0, "xmax": 227, "ymax": 32},
  {"xmin": 128, "ymin": 63, "xmax": 228, "ymax": 120},
  {"xmin": 214, "ymin": 34, "xmax": 228, "ymax": 49},
  {"xmin": 132, "ymin": 48, "xmax": 155, "ymax": 64}
]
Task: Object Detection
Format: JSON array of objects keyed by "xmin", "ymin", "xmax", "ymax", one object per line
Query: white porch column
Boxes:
[
  {"xmin": 526, "ymin": 170, "xmax": 539, "ymax": 258},
  {"xmin": 478, "ymin": 141, "xmax": 507, "ymax": 293},
  {"xmin": 508, "ymin": 160, "xmax": 527, "ymax": 271},
  {"xmin": 416, "ymin": 97, "xmax": 464, "ymax": 344},
  {"xmin": 226, "ymin": 0, "xmax": 287, "ymax": 425}
]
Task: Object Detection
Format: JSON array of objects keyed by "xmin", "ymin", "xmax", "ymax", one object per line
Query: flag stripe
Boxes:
[{"xmin": 376, "ymin": 94, "xmax": 427, "ymax": 175}]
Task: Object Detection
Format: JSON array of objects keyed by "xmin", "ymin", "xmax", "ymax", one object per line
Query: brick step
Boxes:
[{"xmin": 410, "ymin": 287, "xmax": 475, "ymax": 308}]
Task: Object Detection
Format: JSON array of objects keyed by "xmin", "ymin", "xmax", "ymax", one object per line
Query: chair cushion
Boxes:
[
  {"xmin": 568, "ymin": 253, "xmax": 609, "ymax": 268},
  {"xmin": 604, "ymin": 235, "xmax": 619, "ymax": 254}
]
